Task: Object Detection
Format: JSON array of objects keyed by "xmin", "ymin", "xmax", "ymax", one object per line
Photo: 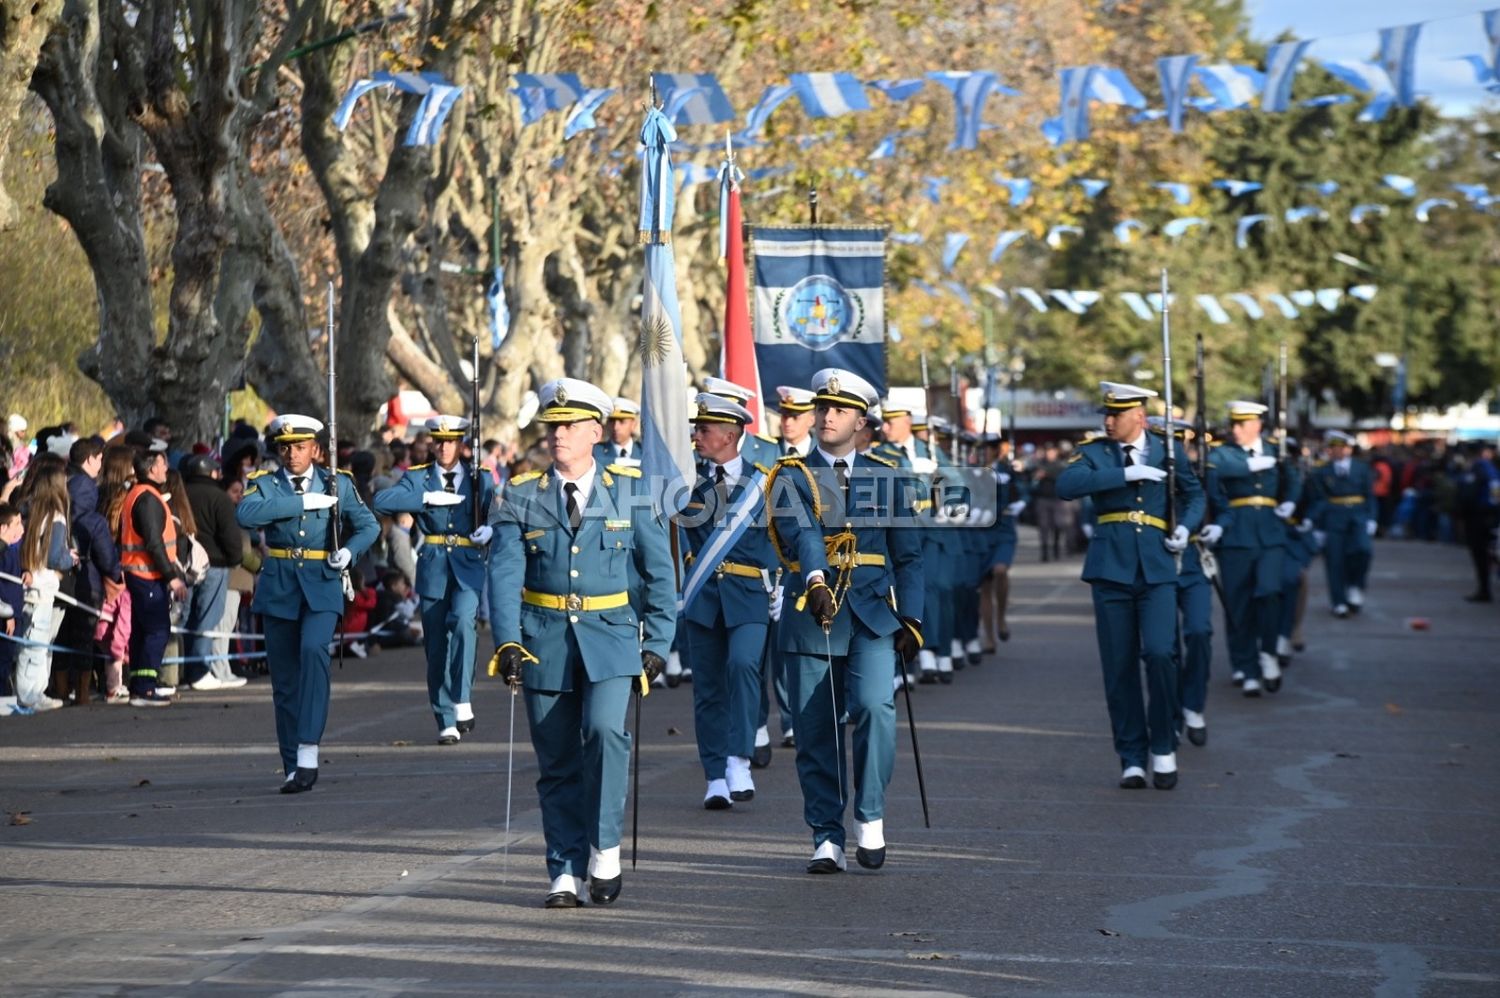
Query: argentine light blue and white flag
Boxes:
[
  {"xmin": 1088, "ymin": 67, "xmax": 1147, "ymax": 108},
  {"xmin": 405, "ymin": 83, "xmax": 463, "ymax": 146},
  {"xmin": 1305, "ymin": 180, "xmax": 1341, "ymax": 196},
  {"xmin": 511, "ymin": 72, "xmax": 584, "ymax": 125},
  {"xmin": 1315, "ymin": 289, "xmax": 1344, "ymax": 312},
  {"xmin": 942, "ymin": 281, "xmax": 974, "ymax": 308},
  {"xmin": 638, "ymin": 107, "xmax": 694, "ymax": 516},
  {"xmin": 740, "ymin": 84, "xmax": 795, "ymax": 139},
  {"xmin": 1213, "ymin": 179, "xmax": 1262, "ymax": 197},
  {"xmin": 1114, "ymin": 219, "xmax": 1146, "ymax": 244},
  {"xmin": 486, "ymin": 266, "xmax": 510, "ymax": 350},
  {"xmin": 993, "ymin": 175, "xmax": 1032, "ymax": 206},
  {"xmin": 1014, "ymin": 288, "xmax": 1049, "ymax": 312},
  {"xmin": 867, "ymin": 78, "xmax": 927, "ymax": 101},
  {"xmin": 1289, "ymin": 290, "xmax": 1317, "ymax": 308},
  {"xmin": 1348, "ymin": 285, "xmax": 1379, "ymax": 302},
  {"xmin": 1045, "ymin": 225, "xmax": 1083, "ymax": 249},
  {"xmin": 923, "ymin": 176, "xmax": 949, "ymax": 204},
  {"xmin": 1157, "ymin": 55, "xmax": 1198, "ymax": 132},
  {"xmin": 1048, "ymin": 290, "xmax": 1089, "ymax": 315},
  {"xmin": 1265, "ymin": 293, "xmax": 1299, "ymax": 319},
  {"xmin": 1193, "ymin": 64, "xmax": 1264, "ymax": 109},
  {"xmin": 1378, "ymin": 23, "xmax": 1423, "ymax": 107},
  {"xmin": 867, "ymin": 133, "xmax": 900, "ymax": 160},
  {"xmin": 1415, "ymin": 197, "xmax": 1456, "ymax": 222},
  {"xmin": 1162, "ymin": 217, "xmax": 1208, "ymax": 239},
  {"xmin": 1119, "ymin": 292, "xmax": 1154, "ymax": 321},
  {"xmin": 890, "ymin": 232, "xmax": 925, "ymax": 245},
  {"xmin": 1195, "ymin": 295, "xmax": 1231, "ymax": 325},
  {"xmin": 563, "ymin": 88, "xmax": 614, "ymax": 141},
  {"xmin": 1284, "ymin": 205, "xmax": 1329, "ymax": 224},
  {"xmin": 942, "ymin": 232, "xmax": 970, "ymax": 272},
  {"xmin": 1057, "ymin": 66, "xmax": 1096, "ymax": 143},
  {"xmin": 1350, "ymin": 203, "xmax": 1389, "ymax": 224},
  {"xmin": 653, "ymin": 72, "xmax": 736, "ymax": 126},
  {"xmin": 1261, "ymin": 40, "xmax": 1311, "ymax": 112},
  {"xmin": 1227, "ymin": 293, "xmax": 1265, "ymax": 320},
  {"xmin": 1154, "ymin": 182, "xmax": 1193, "ymax": 205},
  {"xmin": 1383, "ymin": 174, "xmax": 1419, "ymax": 197},
  {"xmin": 927, "ymin": 71, "xmax": 1019, "ymax": 150},
  {"xmin": 334, "ymin": 78, "xmax": 395, "ymax": 130},
  {"xmin": 1320, "ymin": 60, "xmax": 1396, "ymax": 120},
  {"xmin": 1075, "ymin": 178, "xmax": 1109, "ymax": 198},
  {"xmin": 1486, "ymin": 9, "xmax": 1500, "ymax": 78},
  {"xmin": 789, "ymin": 72, "xmax": 870, "ymax": 117},
  {"xmin": 989, "ymin": 230, "xmax": 1026, "ymax": 262},
  {"xmin": 1236, "ymin": 214, "xmax": 1271, "ymax": 249}
]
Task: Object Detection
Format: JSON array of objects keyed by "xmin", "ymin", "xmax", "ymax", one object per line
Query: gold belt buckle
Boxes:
[
  {"xmin": 1126, "ymin": 510, "xmax": 1144, "ymax": 524},
  {"xmin": 291, "ymin": 546, "xmax": 305, "ymax": 560},
  {"xmin": 565, "ymin": 593, "xmax": 583, "ymax": 612},
  {"xmin": 445, "ymin": 533, "xmax": 458, "ymax": 547}
]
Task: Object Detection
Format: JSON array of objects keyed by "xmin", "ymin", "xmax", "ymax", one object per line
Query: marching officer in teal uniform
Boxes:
[
  {"xmin": 680, "ymin": 393, "xmax": 779, "ymax": 809},
  {"xmin": 485, "ymin": 378, "xmax": 675, "ymax": 909},
  {"xmin": 372, "ymin": 414, "xmax": 496, "ymax": 744},
  {"xmin": 1149, "ymin": 416, "xmax": 1229, "ymax": 747},
  {"xmin": 982, "ymin": 442, "xmax": 1029, "ymax": 653},
  {"xmin": 236, "ymin": 415, "xmax": 379, "ymax": 793},
  {"xmin": 594, "ymin": 397, "xmax": 642, "ymax": 464},
  {"xmin": 769, "ymin": 368, "xmax": 925, "ymax": 874},
  {"xmin": 1056, "ymin": 384, "xmax": 1204, "ymax": 790},
  {"xmin": 1275, "ymin": 447, "xmax": 1319, "ymax": 666},
  {"xmin": 1307, "ymin": 430, "xmax": 1377, "ymax": 617},
  {"xmin": 1210, "ymin": 401, "xmax": 1302, "ymax": 695}
]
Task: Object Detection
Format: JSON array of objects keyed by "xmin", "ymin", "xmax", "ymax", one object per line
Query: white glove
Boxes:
[
  {"xmin": 1274, "ymin": 501, "xmax": 1296, "ymax": 520},
  {"xmin": 946, "ymin": 503, "xmax": 970, "ymax": 519},
  {"xmin": 1247, "ymin": 455, "xmax": 1277, "ymax": 473},
  {"xmin": 1366, "ymin": 520, "xmax": 1378, "ymax": 537},
  {"xmin": 327, "ymin": 547, "xmax": 352, "ymax": 570},
  {"xmin": 1005, "ymin": 500, "xmax": 1027, "ymax": 518},
  {"xmin": 1164, "ymin": 525, "xmax": 1190, "ymax": 553},
  {"xmin": 768, "ymin": 586, "xmax": 785, "ymax": 623},
  {"xmin": 1081, "ymin": 522, "xmax": 1094, "ymax": 540},
  {"xmin": 423, "ymin": 491, "xmax": 464, "ymax": 507},
  {"xmin": 469, "ymin": 524, "xmax": 493, "ymax": 545},
  {"xmin": 1313, "ymin": 530, "xmax": 1327, "ymax": 549},
  {"xmin": 1123, "ymin": 464, "xmax": 1167, "ymax": 483},
  {"xmin": 910, "ymin": 457, "xmax": 938, "ymax": 476},
  {"xmin": 1199, "ymin": 523, "xmax": 1224, "ymax": 546},
  {"xmin": 1296, "ymin": 518, "xmax": 1314, "ymax": 534},
  {"xmin": 302, "ymin": 492, "xmax": 337, "ymax": 511}
]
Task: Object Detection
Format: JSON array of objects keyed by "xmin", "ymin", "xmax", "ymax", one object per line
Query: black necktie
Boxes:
[
  {"xmin": 833, "ymin": 458, "xmax": 850, "ymax": 510},
  {"xmin": 444, "ymin": 470, "xmax": 457, "ymax": 494},
  {"xmin": 619, "ymin": 446, "xmax": 628, "ymax": 459},
  {"xmin": 1122, "ymin": 445, "xmax": 1136, "ymax": 467},
  {"xmin": 292, "ymin": 475, "xmax": 306, "ymax": 494},
  {"xmin": 714, "ymin": 464, "xmax": 730, "ymax": 511},
  {"xmin": 564, "ymin": 482, "xmax": 582, "ymax": 532}
]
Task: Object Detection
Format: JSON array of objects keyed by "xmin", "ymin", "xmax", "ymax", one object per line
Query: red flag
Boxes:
[{"xmin": 720, "ymin": 181, "xmax": 762, "ymax": 426}]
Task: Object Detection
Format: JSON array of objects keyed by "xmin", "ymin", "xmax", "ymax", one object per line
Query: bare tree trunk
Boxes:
[{"xmin": 0, "ymin": 1, "xmax": 62, "ymax": 229}]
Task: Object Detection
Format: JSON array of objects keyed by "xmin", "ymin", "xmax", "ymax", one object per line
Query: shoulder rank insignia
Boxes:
[
  {"xmin": 607, "ymin": 463, "xmax": 642, "ymax": 478},
  {"xmin": 510, "ymin": 470, "xmax": 542, "ymax": 486},
  {"xmin": 754, "ymin": 432, "xmax": 777, "ymax": 445},
  {"xmin": 753, "ymin": 462, "xmax": 771, "ymax": 476},
  {"xmin": 407, "ymin": 463, "xmax": 432, "ymax": 471},
  {"xmin": 247, "ymin": 469, "xmax": 271, "ymax": 480},
  {"xmin": 1067, "ymin": 452, "xmax": 1084, "ymax": 464},
  {"xmin": 866, "ymin": 453, "xmax": 896, "ymax": 469}
]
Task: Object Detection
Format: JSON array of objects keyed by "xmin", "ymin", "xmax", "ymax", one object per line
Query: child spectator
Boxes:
[
  {"xmin": 54, "ymin": 436, "xmax": 119, "ymax": 705},
  {"xmin": 369, "ymin": 569, "xmax": 421, "ymax": 649},
  {"xmin": 343, "ymin": 567, "xmax": 375, "ymax": 659},
  {"xmin": 14, "ymin": 462, "xmax": 76, "ymax": 711}
]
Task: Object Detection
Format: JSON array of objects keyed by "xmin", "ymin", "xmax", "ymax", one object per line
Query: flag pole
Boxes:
[{"xmin": 808, "ymin": 185, "xmax": 818, "ymax": 225}]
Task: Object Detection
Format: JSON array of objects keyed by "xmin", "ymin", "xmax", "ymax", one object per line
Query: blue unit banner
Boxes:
[{"xmin": 751, "ymin": 226, "xmax": 887, "ymax": 401}]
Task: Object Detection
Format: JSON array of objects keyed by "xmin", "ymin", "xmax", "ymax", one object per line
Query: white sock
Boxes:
[
  {"xmin": 918, "ymin": 649, "xmax": 936, "ymax": 672},
  {"xmin": 1152, "ymin": 752, "xmax": 1177, "ymax": 774},
  {"xmin": 754, "ymin": 725, "xmax": 770, "ymax": 748},
  {"xmin": 1260, "ymin": 651, "xmax": 1281, "ymax": 680},
  {"xmin": 589, "ymin": 845, "xmax": 621, "ymax": 880},
  {"xmin": 855, "ymin": 818, "xmax": 885, "ymax": 850},
  {"xmin": 1121, "ymin": 765, "xmax": 1147, "ymax": 780},
  {"xmin": 1183, "ymin": 709, "xmax": 1206, "ymax": 729},
  {"xmin": 1276, "ymin": 636, "xmax": 1292, "ymax": 657},
  {"xmin": 297, "ymin": 744, "xmax": 319, "ymax": 770},
  {"xmin": 811, "ymin": 840, "xmax": 845, "ymax": 866},
  {"xmin": 455, "ymin": 702, "xmax": 474, "ymax": 722},
  {"xmin": 950, "ymin": 639, "xmax": 964, "ymax": 659},
  {"xmin": 549, "ymin": 873, "xmax": 583, "ymax": 896},
  {"xmin": 937, "ymin": 656, "xmax": 953, "ymax": 673},
  {"xmin": 705, "ymin": 778, "xmax": 730, "ymax": 802},
  {"xmin": 965, "ymin": 638, "xmax": 982, "ymax": 655}
]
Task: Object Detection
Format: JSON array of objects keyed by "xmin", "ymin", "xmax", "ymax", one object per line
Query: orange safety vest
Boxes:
[{"xmin": 119, "ymin": 483, "xmax": 177, "ymax": 579}]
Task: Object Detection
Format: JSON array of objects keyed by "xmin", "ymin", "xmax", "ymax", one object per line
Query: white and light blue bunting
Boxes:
[
  {"xmin": 788, "ymin": 72, "xmax": 871, "ymax": 117},
  {"xmin": 653, "ymin": 72, "xmax": 737, "ymax": 126},
  {"xmin": 903, "ymin": 283, "xmax": 1380, "ymax": 322},
  {"xmin": 334, "ymin": 71, "xmax": 463, "ymax": 146}
]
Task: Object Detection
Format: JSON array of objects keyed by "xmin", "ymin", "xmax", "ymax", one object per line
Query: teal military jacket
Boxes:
[
  {"xmin": 1208, "ymin": 438, "xmax": 1302, "ymax": 550},
  {"xmin": 1306, "ymin": 458, "xmax": 1376, "ymax": 529},
  {"xmin": 1056, "ymin": 431, "xmax": 1205, "ymax": 586},
  {"xmin": 371, "ymin": 462, "xmax": 497, "ymax": 598},
  {"xmin": 486, "ymin": 462, "xmax": 675, "ymax": 692},
  {"xmin": 679, "ymin": 460, "xmax": 777, "ymax": 630},
  {"xmin": 770, "ymin": 451, "xmax": 925, "ymax": 654},
  {"xmin": 236, "ymin": 466, "xmax": 379, "ymax": 618}
]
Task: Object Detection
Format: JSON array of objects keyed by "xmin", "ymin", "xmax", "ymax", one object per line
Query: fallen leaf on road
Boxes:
[
  {"xmin": 1334, "ymin": 752, "xmax": 1360, "ymax": 759},
  {"xmin": 8, "ymin": 812, "xmax": 32, "ymax": 826},
  {"xmin": 666, "ymin": 727, "xmax": 681, "ymax": 736},
  {"xmin": 1385, "ymin": 703, "xmax": 1403, "ymax": 715},
  {"xmin": 135, "ymin": 779, "xmax": 151, "ymax": 787},
  {"xmin": 239, "ymin": 936, "xmax": 263, "ymax": 942},
  {"xmin": 391, "ymin": 740, "xmax": 412, "ymax": 747},
  {"xmin": 1098, "ymin": 928, "xmax": 1121, "ymax": 937}
]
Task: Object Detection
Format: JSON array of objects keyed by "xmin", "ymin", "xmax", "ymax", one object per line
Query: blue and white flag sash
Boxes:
[{"xmin": 677, "ymin": 469, "xmax": 767, "ymax": 614}]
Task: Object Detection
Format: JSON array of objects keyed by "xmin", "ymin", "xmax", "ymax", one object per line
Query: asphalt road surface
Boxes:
[{"xmin": 2, "ymin": 533, "xmax": 1496, "ymax": 997}]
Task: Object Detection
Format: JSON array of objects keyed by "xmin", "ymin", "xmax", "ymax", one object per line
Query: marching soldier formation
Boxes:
[{"xmin": 229, "ymin": 362, "xmax": 1387, "ymax": 906}]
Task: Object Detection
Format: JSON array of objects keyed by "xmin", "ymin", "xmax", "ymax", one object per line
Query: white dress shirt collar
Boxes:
[
  {"xmin": 555, "ymin": 462, "xmax": 598, "ymax": 508},
  {"xmin": 816, "ymin": 446, "xmax": 856, "ymax": 466}
]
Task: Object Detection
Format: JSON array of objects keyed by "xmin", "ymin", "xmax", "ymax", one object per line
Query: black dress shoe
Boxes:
[
  {"xmin": 281, "ymin": 768, "xmax": 317, "ymax": 794},
  {"xmin": 982, "ymin": 645, "xmax": 996, "ymax": 656},
  {"xmin": 588, "ymin": 875, "xmax": 621, "ymax": 905},
  {"xmin": 544, "ymin": 891, "xmax": 580, "ymax": 909},
  {"xmin": 1119, "ymin": 773, "xmax": 1147, "ymax": 789},
  {"xmin": 781, "ymin": 734, "xmax": 796, "ymax": 749},
  {"xmin": 1153, "ymin": 770, "xmax": 1178, "ymax": 790},
  {"xmin": 1264, "ymin": 677, "xmax": 1282, "ymax": 693},
  {"xmin": 938, "ymin": 672, "xmax": 954, "ymax": 685},
  {"xmin": 1186, "ymin": 726, "xmax": 1207, "ymax": 747},
  {"xmin": 456, "ymin": 718, "xmax": 475, "ymax": 734},
  {"xmin": 437, "ymin": 732, "xmax": 459, "ymax": 746},
  {"xmin": 729, "ymin": 788, "xmax": 754, "ymax": 802},
  {"xmin": 855, "ymin": 846, "xmax": 885, "ymax": 870},
  {"xmin": 704, "ymin": 794, "xmax": 731, "ymax": 810},
  {"xmin": 918, "ymin": 672, "xmax": 937, "ymax": 685},
  {"xmin": 806, "ymin": 858, "xmax": 844, "ymax": 874},
  {"xmin": 751, "ymin": 743, "xmax": 772, "ymax": 769},
  {"xmin": 965, "ymin": 652, "xmax": 981, "ymax": 668},
  {"xmin": 665, "ymin": 672, "xmax": 682, "ymax": 688},
  {"xmin": 952, "ymin": 657, "xmax": 965, "ymax": 671},
  {"xmin": 1277, "ymin": 654, "xmax": 1291, "ymax": 669},
  {"xmin": 998, "ymin": 628, "xmax": 1011, "ymax": 643},
  {"xmin": 1465, "ymin": 592, "xmax": 1493, "ymax": 603},
  {"xmin": 1292, "ymin": 640, "xmax": 1305, "ymax": 652}
]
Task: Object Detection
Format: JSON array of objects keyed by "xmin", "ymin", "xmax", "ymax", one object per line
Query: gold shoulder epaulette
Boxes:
[
  {"xmin": 607, "ymin": 463, "xmax": 642, "ymax": 478},
  {"xmin": 1067, "ymin": 452, "xmax": 1084, "ymax": 464},
  {"xmin": 866, "ymin": 453, "xmax": 896, "ymax": 468},
  {"xmin": 754, "ymin": 462, "xmax": 771, "ymax": 475},
  {"xmin": 408, "ymin": 463, "xmax": 432, "ymax": 471},
  {"xmin": 247, "ymin": 469, "xmax": 271, "ymax": 480},
  {"xmin": 510, "ymin": 470, "xmax": 542, "ymax": 485},
  {"xmin": 777, "ymin": 453, "xmax": 804, "ymax": 464},
  {"xmin": 754, "ymin": 432, "xmax": 777, "ymax": 444},
  {"xmin": 337, "ymin": 468, "xmax": 354, "ymax": 476}
]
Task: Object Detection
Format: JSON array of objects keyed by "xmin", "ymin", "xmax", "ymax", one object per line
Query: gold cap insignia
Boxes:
[
  {"xmin": 554, "ymin": 385, "xmax": 568, "ymax": 406},
  {"xmin": 827, "ymin": 376, "xmax": 842, "ymax": 395}
]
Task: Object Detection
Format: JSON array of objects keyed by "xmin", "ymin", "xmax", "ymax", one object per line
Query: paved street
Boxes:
[{"xmin": 1, "ymin": 533, "xmax": 1496, "ymax": 997}]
